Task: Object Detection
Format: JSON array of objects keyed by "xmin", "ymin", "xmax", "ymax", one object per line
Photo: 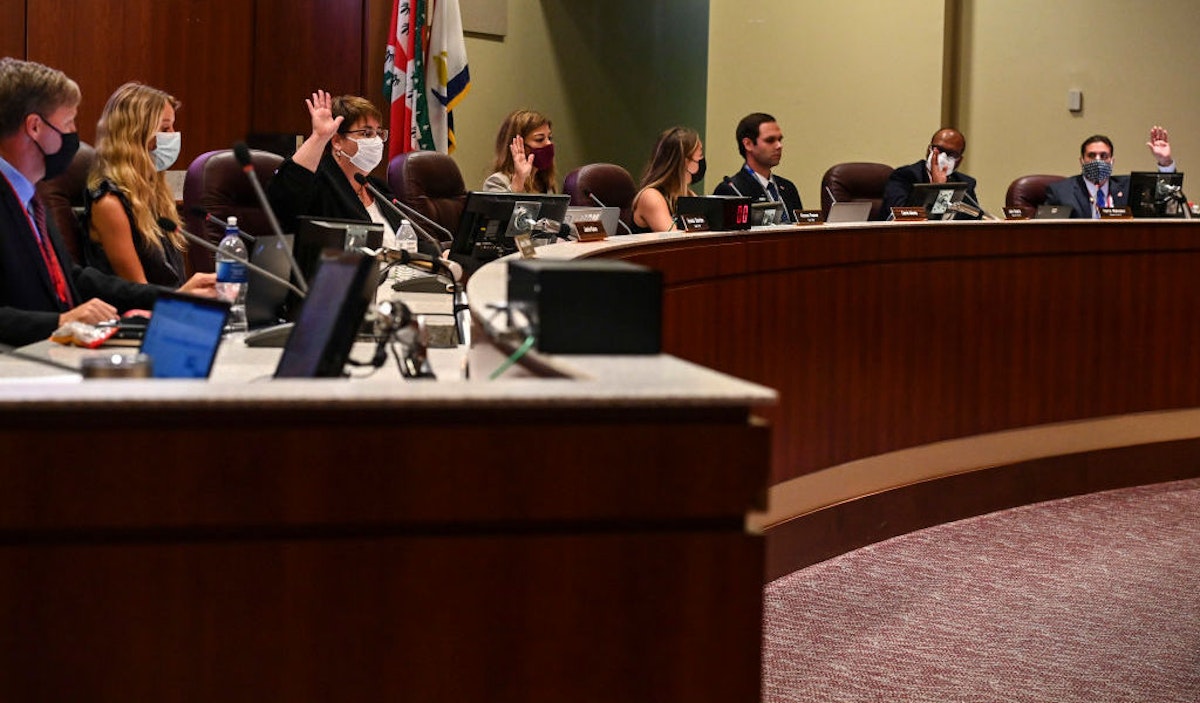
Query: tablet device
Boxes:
[
  {"xmin": 139, "ymin": 292, "xmax": 232, "ymax": 379},
  {"xmin": 274, "ymin": 249, "xmax": 376, "ymax": 378},
  {"xmin": 907, "ymin": 182, "xmax": 970, "ymax": 219}
]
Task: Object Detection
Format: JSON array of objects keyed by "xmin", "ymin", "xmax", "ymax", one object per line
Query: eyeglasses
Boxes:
[
  {"xmin": 343, "ymin": 127, "xmax": 389, "ymax": 142},
  {"xmin": 930, "ymin": 144, "xmax": 962, "ymax": 161}
]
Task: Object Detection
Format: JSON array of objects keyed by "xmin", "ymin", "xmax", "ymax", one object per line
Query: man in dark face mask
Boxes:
[
  {"xmin": 1044, "ymin": 128, "xmax": 1176, "ymax": 219},
  {"xmin": 0, "ymin": 58, "xmax": 216, "ymax": 347}
]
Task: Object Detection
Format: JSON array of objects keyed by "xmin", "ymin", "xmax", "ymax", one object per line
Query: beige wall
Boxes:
[
  {"xmin": 449, "ymin": 0, "xmax": 708, "ymax": 191},
  {"xmin": 706, "ymin": 1, "xmax": 945, "ymax": 206},
  {"xmin": 957, "ymin": 0, "xmax": 1200, "ymax": 210}
]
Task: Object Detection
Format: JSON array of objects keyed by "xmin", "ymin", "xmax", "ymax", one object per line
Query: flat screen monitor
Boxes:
[
  {"xmin": 906, "ymin": 182, "xmax": 971, "ymax": 220},
  {"xmin": 675, "ymin": 195, "xmax": 753, "ymax": 231},
  {"xmin": 450, "ymin": 192, "xmax": 571, "ymax": 260},
  {"xmin": 274, "ymin": 250, "xmax": 376, "ymax": 378},
  {"xmin": 1128, "ymin": 171, "xmax": 1186, "ymax": 218},
  {"xmin": 139, "ymin": 292, "xmax": 231, "ymax": 379},
  {"xmin": 294, "ymin": 216, "xmax": 384, "ymax": 284}
]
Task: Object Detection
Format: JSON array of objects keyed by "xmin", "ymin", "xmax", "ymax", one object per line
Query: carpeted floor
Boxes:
[{"xmin": 762, "ymin": 478, "xmax": 1200, "ymax": 703}]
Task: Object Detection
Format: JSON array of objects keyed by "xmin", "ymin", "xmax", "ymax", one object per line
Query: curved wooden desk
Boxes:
[{"xmin": 477, "ymin": 218, "xmax": 1200, "ymax": 577}]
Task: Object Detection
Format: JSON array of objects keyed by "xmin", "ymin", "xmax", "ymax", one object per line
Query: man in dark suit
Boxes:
[
  {"xmin": 0, "ymin": 58, "xmax": 215, "ymax": 348},
  {"xmin": 879, "ymin": 127, "xmax": 981, "ymax": 220},
  {"xmin": 713, "ymin": 113, "xmax": 803, "ymax": 222},
  {"xmin": 1044, "ymin": 127, "xmax": 1176, "ymax": 218}
]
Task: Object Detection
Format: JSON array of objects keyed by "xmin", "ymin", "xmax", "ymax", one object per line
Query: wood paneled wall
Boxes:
[{"xmin": 15, "ymin": 0, "xmax": 378, "ymax": 164}]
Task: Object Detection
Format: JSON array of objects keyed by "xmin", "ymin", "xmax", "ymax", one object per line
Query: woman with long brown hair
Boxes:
[
  {"xmin": 483, "ymin": 109, "xmax": 557, "ymax": 194},
  {"xmin": 631, "ymin": 126, "xmax": 704, "ymax": 233}
]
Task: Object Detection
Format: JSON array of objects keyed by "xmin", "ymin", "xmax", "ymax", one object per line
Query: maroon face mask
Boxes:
[{"xmin": 527, "ymin": 143, "xmax": 555, "ymax": 170}]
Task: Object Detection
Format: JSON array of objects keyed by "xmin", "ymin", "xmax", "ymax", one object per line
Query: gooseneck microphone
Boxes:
[
  {"xmin": 721, "ymin": 175, "xmax": 746, "ymax": 197},
  {"xmin": 584, "ymin": 189, "xmax": 634, "ymax": 235},
  {"xmin": 353, "ymin": 173, "xmax": 450, "ymax": 248},
  {"xmin": 160, "ymin": 218, "xmax": 307, "ymax": 299},
  {"xmin": 232, "ymin": 142, "xmax": 308, "ymax": 294},
  {"xmin": 961, "ymin": 190, "xmax": 997, "ymax": 220}
]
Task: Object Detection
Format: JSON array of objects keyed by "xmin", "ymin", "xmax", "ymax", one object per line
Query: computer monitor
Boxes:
[
  {"xmin": 245, "ymin": 233, "xmax": 294, "ymax": 329},
  {"xmin": 294, "ymin": 216, "xmax": 384, "ymax": 284},
  {"xmin": 450, "ymin": 191, "xmax": 571, "ymax": 260},
  {"xmin": 906, "ymin": 182, "xmax": 971, "ymax": 220},
  {"xmin": 1128, "ymin": 171, "xmax": 1187, "ymax": 218},
  {"xmin": 274, "ymin": 250, "xmax": 376, "ymax": 378}
]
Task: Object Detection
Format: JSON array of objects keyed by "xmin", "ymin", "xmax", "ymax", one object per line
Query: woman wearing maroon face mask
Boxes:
[{"xmin": 483, "ymin": 109, "xmax": 557, "ymax": 194}]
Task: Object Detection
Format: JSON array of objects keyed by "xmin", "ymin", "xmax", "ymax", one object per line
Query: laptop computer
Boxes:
[
  {"xmin": 1035, "ymin": 203, "xmax": 1074, "ymax": 219},
  {"xmin": 826, "ymin": 201, "xmax": 873, "ymax": 223},
  {"xmin": 245, "ymin": 233, "xmax": 294, "ymax": 328},
  {"xmin": 139, "ymin": 292, "xmax": 232, "ymax": 378},
  {"xmin": 564, "ymin": 206, "xmax": 620, "ymax": 237}
]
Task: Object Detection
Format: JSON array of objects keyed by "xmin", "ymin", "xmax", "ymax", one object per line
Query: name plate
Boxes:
[
  {"xmin": 1003, "ymin": 207, "xmax": 1030, "ymax": 220},
  {"xmin": 513, "ymin": 233, "xmax": 537, "ymax": 259},
  {"xmin": 575, "ymin": 220, "xmax": 608, "ymax": 242},
  {"xmin": 794, "ymin": 209, "xmax": 823, "ymax": 225},
  {"xmin": 890, "ymin": 207, "xmax": 927, "ymax": 222},
  {"xmin": 680, "ymin": 214, "xmax": 710, "ymax": 232},
  {"xmin": 1099, "ymin": 206, "xmax": 1132, "ymax": 219}
]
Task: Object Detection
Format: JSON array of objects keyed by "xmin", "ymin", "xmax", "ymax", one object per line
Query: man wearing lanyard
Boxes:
[
  {"xmin": 0, "ymin": 58, "xmax": 214, "ymax": 347},
  {"xmin": 1044, "ymin": 127, "xmax": 1176, "ymax": 218},
  {"xmin": 713, "ymin": 112, "xmax": 803, "ymax": 222}
]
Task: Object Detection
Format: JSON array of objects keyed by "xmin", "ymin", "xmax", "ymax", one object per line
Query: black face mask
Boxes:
[
  {"xmin": 34, "ymin": 114, "xmax": 80, "ymax": 181},
  {"xmin": 690, "ymin": 157, "xmax": 706, "ymax": 185}
]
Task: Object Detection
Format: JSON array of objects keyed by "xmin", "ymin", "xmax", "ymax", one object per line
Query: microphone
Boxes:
[
  {"xmin": 353, "ymin": 173, "xmax": 450, "ymax": 249},
  {"xmin": 232, "ymin": 142, "xmax": 308, "ymax": 294},
  {"xmin": 188, "ymin": 207, "xmax": 256, "ymax": 245},
  {"xmin": 961, "ymin": 191, "xmax": 997, "ymax": 220},
  {"xmin": 584, "ymin": 189, "xmax": 634, "ymax": 235},
  {"xmin": 363, "ymin": 246, "xmax": 462, "ymax": 286},
  {"xmin": 160, "ymin": 218, "xmax": 307, "ymax": 299},
  {"xmin": 721, "ymin": 175, "xmax": 745, "ymax": 197},
  {"xmin": 945, "ymin": 201, "xmax": 982, "ymax": 219}
]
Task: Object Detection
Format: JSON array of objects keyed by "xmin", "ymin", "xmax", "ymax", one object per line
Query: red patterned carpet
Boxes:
[{"xmin": 762, "ymin": 478, "xmax": 1200, "ymax": 702}]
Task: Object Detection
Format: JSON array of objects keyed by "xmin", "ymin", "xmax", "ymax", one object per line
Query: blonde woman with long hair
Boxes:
[
  {"xmin": 483, "ymin": 109, "xmax": 558, "ymax": 194},
  {"xmin": 84, "ymin": 82, "xmax": 186, "ymax": 286},
  {"xmin": 631, "ymin": 126, "xmax": 704, "ymax": 233}
]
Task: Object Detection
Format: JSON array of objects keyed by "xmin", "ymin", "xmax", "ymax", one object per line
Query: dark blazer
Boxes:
[
  {"xmin": 267, "ymin": 153, "xmax": 440, "ymax": 256},
  {"xmin": 878, "ymin": 160, "xmax": 981, "ymax": 220},
  {"xmin": 713, "ymin": 166, "xmax": 803, "ymax": 220},
  {"xmin": 0, "ymin": 181, "xmax": 159, "ymax": 347},
  {"xmin": 1043, "ymin": 174, "xmax": 1130, "ymax": 219}
]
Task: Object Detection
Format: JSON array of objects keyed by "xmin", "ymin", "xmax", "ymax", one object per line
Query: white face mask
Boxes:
[
  {"xmin": 151, "ymin": 131, "xmax": 181, "ymax": 171},
  {"xmin": 342, "ymin": 135, "xmax": 384, "ymax": 173},
  {"xmin": 926, "ymin": 149, "xmax": 956, "ymax": 177}
]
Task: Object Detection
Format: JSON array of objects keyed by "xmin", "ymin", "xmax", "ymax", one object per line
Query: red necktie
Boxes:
[{"xmin": 29, "ymin": 197, "xmax": 73, "ymax": 306}]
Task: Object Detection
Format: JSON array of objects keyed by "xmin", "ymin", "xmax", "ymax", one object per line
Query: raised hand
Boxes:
[
  {"xmin": 1147, "ymin": 125, "xmax": 1172, "ymax": 167},
  {"xmin": 510, "ymin": 135, "xmax": 536, "ymax": 192},
  {"xmin": 306, "ymin": 90, "xmax": 344, "ymax": 142}
]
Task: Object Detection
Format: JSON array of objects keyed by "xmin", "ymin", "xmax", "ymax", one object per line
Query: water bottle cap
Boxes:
[{"xmin": 227, "ymin": 216, "xmax": 238, "ymax": 227}]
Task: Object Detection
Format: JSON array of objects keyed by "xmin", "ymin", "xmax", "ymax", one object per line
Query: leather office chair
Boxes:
[
  {"xmin": 1005, "ymin": 174, "xmax": 1066, "ymax": 218},
  {"xmin": 386, "ymin": 150, "xmax": 467, "ymax": 246},
  {"xmin": 35, "ymin": 141, "xmax": 96, "ymax": 265},
  {"xmin": 819, "ymin": 162, "xmax": 894, "ymax": 221},
  {"xmin": 562, "ymin": 163, "xmax": 638, "ymax": 231},
  {"xmin": 182, "ymin": 148, "xmax": 283, "ymax": 272}
]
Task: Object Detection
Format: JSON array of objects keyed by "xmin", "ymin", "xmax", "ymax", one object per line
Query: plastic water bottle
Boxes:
[
  {"xmin": 215, "ymin": 216, "xmax": 248, "ymax": 332},
  {"xmin": 397, "ymin": 219, "xmax": 419, "ymax": 256}
]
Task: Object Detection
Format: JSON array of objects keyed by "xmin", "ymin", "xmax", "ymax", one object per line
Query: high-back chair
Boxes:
[
  {"xmin": 181, "ymin": 148, "xmax": 283, "ymax": 272},
  {"xmin": 1005, "ymin": 174, "xmax": 1066, "ymax": 218},
  {"xmin": 35, "ymin": 141, "xmax": 96, "ymax": 265},
  {"xmin": 386, "ymin": 150, "xmax": 467, "ymax": 246},
  {"xmin": 562, "ymin": 163, "xmax": 638, "ymax": 230},
  {"xmin": 819, "ymin": 162, "xmax": 894, "ymax": 221}
]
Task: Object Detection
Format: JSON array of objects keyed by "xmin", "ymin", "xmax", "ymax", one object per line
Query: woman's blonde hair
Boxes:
[
  {"xmin": 638, "ymin": 126, "xmax": 700, "ymax": 216},
  {"xmin": 490, "ymin": 109, "xmax": 557, "ymax": 193},
  {"xmin": 89, "ymin": 82, "xmax": 184, "ymax": 253}
]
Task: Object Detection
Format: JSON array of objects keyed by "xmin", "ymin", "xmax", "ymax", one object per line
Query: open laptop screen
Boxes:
[{"xmin": 139, "ymin": 292, "xmax": 231, "ymax": 378}]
